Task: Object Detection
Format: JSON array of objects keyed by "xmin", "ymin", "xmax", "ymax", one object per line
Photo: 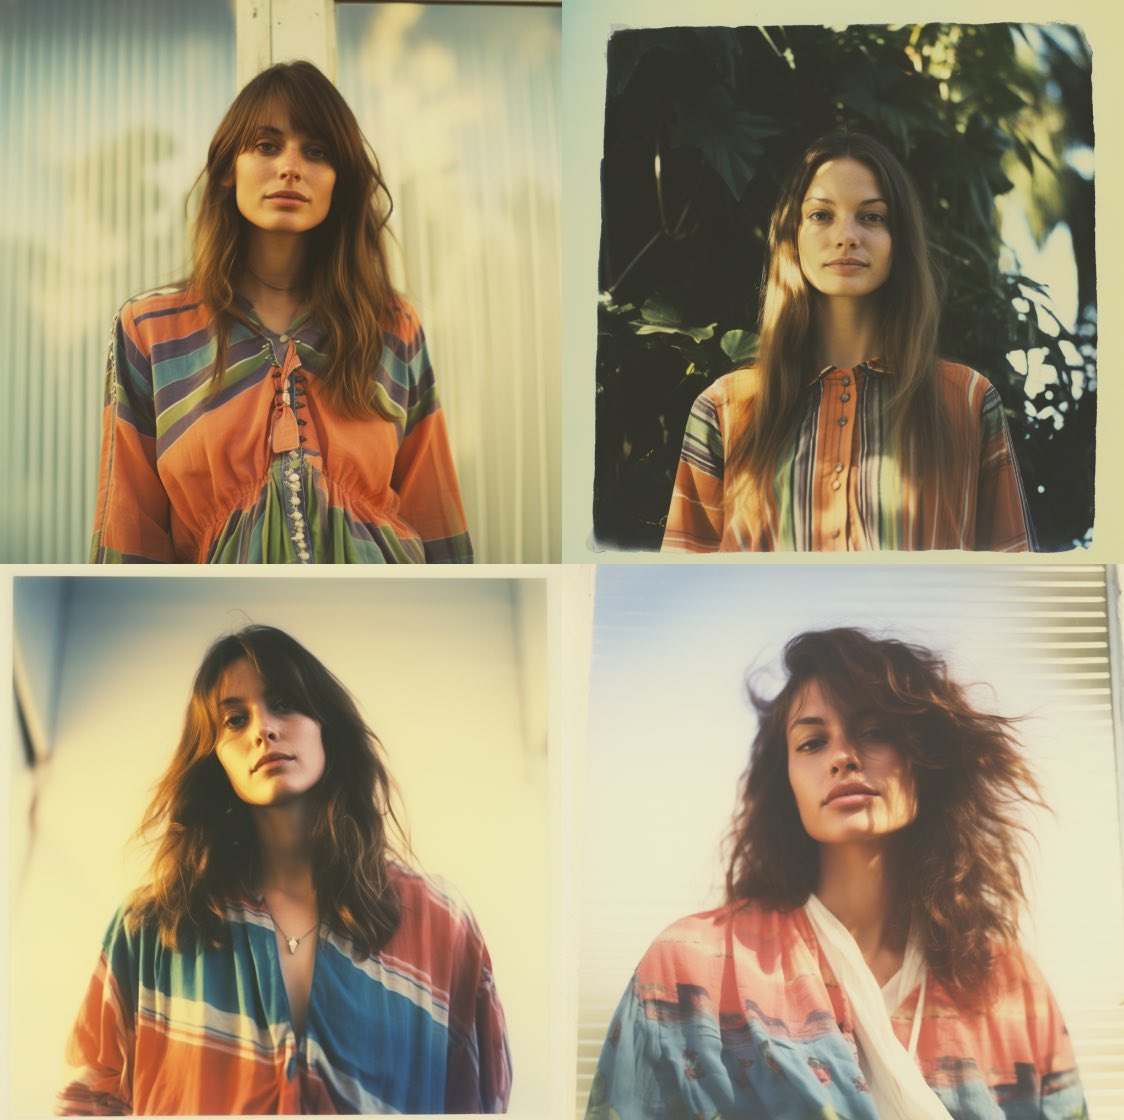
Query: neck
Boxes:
[
  {"xmin": 812, "ymin": 295, "xmax": 882, "ymax": 369},
  {"xmin": 251, "ymin": 802, "xmax": 316, "ymax": 898},
  {"xmin": 816, "ymin": 841, "xmax": 907, "ymax": 964},
  {"xmin": 242, "ymin": 230, "xmax": 310, "ymax": 299}
]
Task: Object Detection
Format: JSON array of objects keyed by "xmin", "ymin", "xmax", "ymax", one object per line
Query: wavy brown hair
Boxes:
[
  {"xmin": 725, "ymin": 627, "xmax": 1046, "ymax": 1008},
  {"xmin": 128, "ymin": 625, "xmax": 404, "ymax": 956},
  {"xmin": 189, "ymin": 60, "xmax": 399, "ymax": 419},
  {"xmin": 726, "ymin": 132, "xmax": 968, "ymax": 535}
]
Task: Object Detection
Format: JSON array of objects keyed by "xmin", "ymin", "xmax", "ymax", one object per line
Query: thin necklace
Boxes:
[
  {"xmin": 245, "ymin": 264, "xmax": 300, "ymax": 293},
  {"xmin": 266, "ymin": 906, "xmax": 320, "ymax": 955}
]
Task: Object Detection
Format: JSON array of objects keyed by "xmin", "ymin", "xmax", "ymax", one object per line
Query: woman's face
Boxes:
[
  {"xmin": 796, "ymin": 157, "xmax": 892, "ymax": 302},
  {"xmin": 233, "ymin": 105, "xmax": 337, "ymax": 237},
  {"xmin": 785, "ymin": 678, "xmax": 918, "ymax": 846},
  {"xmin": 214, "ymin": 658, "xmax": 326, "ymax": 807}
]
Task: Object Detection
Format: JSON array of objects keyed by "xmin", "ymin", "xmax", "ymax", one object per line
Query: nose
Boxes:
[
  {"xmin": 829, "ymin": 735, "xmax": 861, "ymax": 775},
  {"xmin": 279, "ymin": 144, "xmax": 304, "ymax": 182},
  {"xmin": 253, "ymin": 708, "xmax": 281, "ymax": 744},
  {"xmin": 835, "ymin": 217, "xmax": 859, "ymax": 247}
]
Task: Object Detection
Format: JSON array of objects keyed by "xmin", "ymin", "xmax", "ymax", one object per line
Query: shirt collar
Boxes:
[{"xmin": 807, "ymin": 357, "xmax": 890, "ymax": 386}]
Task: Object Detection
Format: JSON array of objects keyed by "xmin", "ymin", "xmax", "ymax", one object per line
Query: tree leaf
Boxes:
[
  {"xmin": 720, "ymin": 329, "xmax": 759, "ymax": 364},
  {"xmin": 632, "ymin": 294, "xmax": 716, "ymax": 342},
  {"xmin": 668, "ymin": 85, "xmax": 781, "ymax": 199}
]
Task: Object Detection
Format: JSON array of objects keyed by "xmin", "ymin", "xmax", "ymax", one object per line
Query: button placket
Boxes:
[
  {"xmin": 827, "ymin": 372, "xmax": 855, "ymax": 547},
  {"xmin": 267, "ymin": 335, "xmax": 313, "ymax": 565}
]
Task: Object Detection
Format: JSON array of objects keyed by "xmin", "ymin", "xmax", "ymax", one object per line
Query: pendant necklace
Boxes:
[{"xmin": 268, "ymin": 908, "xmax": 319, "ymax": 955}]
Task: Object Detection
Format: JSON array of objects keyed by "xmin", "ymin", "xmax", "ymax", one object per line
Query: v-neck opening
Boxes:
[{"xmin": 266, "ymin": 913, "xmax": 322, "ymax": 1046}]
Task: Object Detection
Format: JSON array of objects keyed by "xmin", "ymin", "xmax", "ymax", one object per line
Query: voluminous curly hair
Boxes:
[
  {"xmin": 725, "ymin": 627, "xmax": 1046, "ymax": 1008},
  {"xmin": 128, "ymin": 625, "xmax": 403, "ymax": 956}
]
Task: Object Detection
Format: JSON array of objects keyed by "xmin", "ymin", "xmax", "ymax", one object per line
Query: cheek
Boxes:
[
  {"xmin": 787, "ymin": 759, "xmax": 816, "ymax": 824},
  {"xmin": 214, "ymin": 746, "xmax": 239, "ymax": 788}
]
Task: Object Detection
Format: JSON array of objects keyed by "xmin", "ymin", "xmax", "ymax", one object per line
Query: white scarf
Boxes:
[{"xmin": 804, "ymin": 894, "xmax": 953, "ymax": 1120}]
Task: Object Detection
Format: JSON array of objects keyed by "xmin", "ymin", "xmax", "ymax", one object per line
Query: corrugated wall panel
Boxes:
[
  {"xmin": 336, "ymin": 3, "xmax": 562, "ymax": 563},
  {"xmin": 0, "ymin": 0, "xmax": 236, "ymax": 562}
]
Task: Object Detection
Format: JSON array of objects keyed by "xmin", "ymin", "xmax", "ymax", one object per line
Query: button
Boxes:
[
  {"xmin": 840, "ymin": 392, "xmax": 851, "ymax": 402},
  {"xmin": 831, "ymin": 480, "xmax": 841, "ymax": 491},
  {"xmin": 838, "ymin": 417, "xmax": 848, "ymax": 427},
  {"xmin": 842, "ymin": 376, "xmax": 851, "ymax": 386},
  {"xmin": 834, "ymin": 463, "xmax": 843, "ymax": 473},
  {"xmin": 280, "ymin": 334, "xmax": 289, "ymax": 343}
]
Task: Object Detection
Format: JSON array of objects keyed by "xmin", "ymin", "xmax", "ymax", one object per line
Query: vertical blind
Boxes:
[
  {"xmin": 0, "ymin": 0, "xmax": 236, "ymax": 562},
  {"xmin": 336, "ymin": 3, "xmax": 562, "ymax": 563},
  {"xmin": 579, "ymin": 564, "xmax": 1124, "ymax": 1118}
]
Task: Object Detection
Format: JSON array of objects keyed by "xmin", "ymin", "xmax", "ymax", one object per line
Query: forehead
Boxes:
[
  {"xmin": 218, "ymin": 658, "xmax": 264, "ymax": 699},
  {"xmin": 245, "ymin": 95, "xmax": 325, "ymax": 143},
  {"xmin": 802, "ymin": 157, "xmax": 884, "ymax": 202},
  {"xmin": 786, "ymin": 678, "xmax": 861, "ymax": 729}
]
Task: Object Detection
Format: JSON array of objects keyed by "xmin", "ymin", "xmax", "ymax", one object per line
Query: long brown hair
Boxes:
[
  {"xmin": 725, "ymin": 627, "xmax": 1046, "ymax": 1008},
  {"xmin": 727, "ymin": 133, "xmax": 966, "ymax": 529},
  {"xmin": 189, "ymin": 61, "xmax": 399, "ymax": 419},
  {"xmin": 128, "ymin": 625, "xmax": 404, "ymax": 956}
]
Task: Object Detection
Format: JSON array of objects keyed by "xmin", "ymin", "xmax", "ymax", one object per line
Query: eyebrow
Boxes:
[
  {"xmin": 804, "ymin": 195, "xmax": 887, "ymax": 206},
  {"xmin": 254, "ymin": 124, "xmax": 326, "ymax": 142},
  {"xmin": 217, "ymin": 696, "xmax": 246, "ymax": 708},
  {"xmin": 788, "ymin": 714, "xmax": 826, "ymax": 732}
]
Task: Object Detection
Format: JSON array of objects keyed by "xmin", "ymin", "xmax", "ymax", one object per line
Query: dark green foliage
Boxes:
[{"xmin": 594, "ymin": 23, "xmax": 1096, "ymax": 551}]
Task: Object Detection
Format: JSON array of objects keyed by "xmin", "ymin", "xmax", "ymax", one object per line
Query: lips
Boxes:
[
  {"xmin": 253, "ymin": 751, "xmax": 295, "ymax": 773},
  {"xmin": 266, "ymin": 191, "xmax": 308, "ymax": 202},
  {"xmin": 824, "ymin": 780, "xmax": 877, "ymax": 805},
  {"xmin": 825, "ymin": 257, "xmax": 867, "ymax": 268}
]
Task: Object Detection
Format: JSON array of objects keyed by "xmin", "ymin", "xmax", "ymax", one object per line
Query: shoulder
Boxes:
[
  {"xmin": 984, "ymin": 941, "xmax": 1054, "ymax": 999},
  {"xmin": 636, "ymin": 901, "xmax": 806, "ymax": 980},
  {"xmin": 118, "ymin": 281, "xmax": 199, "ymax": 321},
  {"xmin": 694, "ymin": 366, "xmax": 762, "ymax": 411},
  {"xmin": 389, "ymin": 862, "xmax": 483, "ymax": 939},
  {"xmin": 381, "ymin": 294, "xmax": 426, "ymax": 348},
  {"xmin": 932, "ymin": 359, "xmax": 1001, "ymax": 407},
  {"xmin": 115, "ymin": 282, "xmax": 213, "ymax": 347}
]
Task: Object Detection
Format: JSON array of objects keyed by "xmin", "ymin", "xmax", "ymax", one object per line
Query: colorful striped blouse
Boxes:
[
  {"xmin": 58, "ymin": 864, "xmax": 511, "ymax": 1114},
  {"xmin": 662, "ymin": 361, "xmax": 1035, "ymax": 552},
  {"xmin": 587, "ymin": 903, "xmax": 1086, "ymax": 1120},
  {"xmin": 90, "ymin": 285, "xmax": 472, "ymax": 563}
]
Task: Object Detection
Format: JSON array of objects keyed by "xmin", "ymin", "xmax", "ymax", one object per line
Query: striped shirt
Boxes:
[
  {"xmin": 90, "ymin": 285, "xmax": 472, "ymax": 564},
  {"xmin": 58, "ymin": 864, "xmax": 511, "ymax": 1114},
  {"xmin": 587, "ymin": 903, "xmax": 1086, "ymax": 1120},
  {"xmin": 662, "ymin": 361, "xmax": 1034, "ymax": 552}
]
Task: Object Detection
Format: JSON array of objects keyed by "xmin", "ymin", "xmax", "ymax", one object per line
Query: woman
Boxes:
[
  {"xmin": 662, "ymin": 132, "xmax": 1034, "ymax": 552},
  {"xmin": 90, "ymin": 62, "xmax": 471, "ymax": 563},
  {"xmin": 586, "ymin": 628, "xmax": 1085, "ymax": 1119},
  {"xmin": 58, "ymin": 625, "xmax": 510, "ymax": 1114}
]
